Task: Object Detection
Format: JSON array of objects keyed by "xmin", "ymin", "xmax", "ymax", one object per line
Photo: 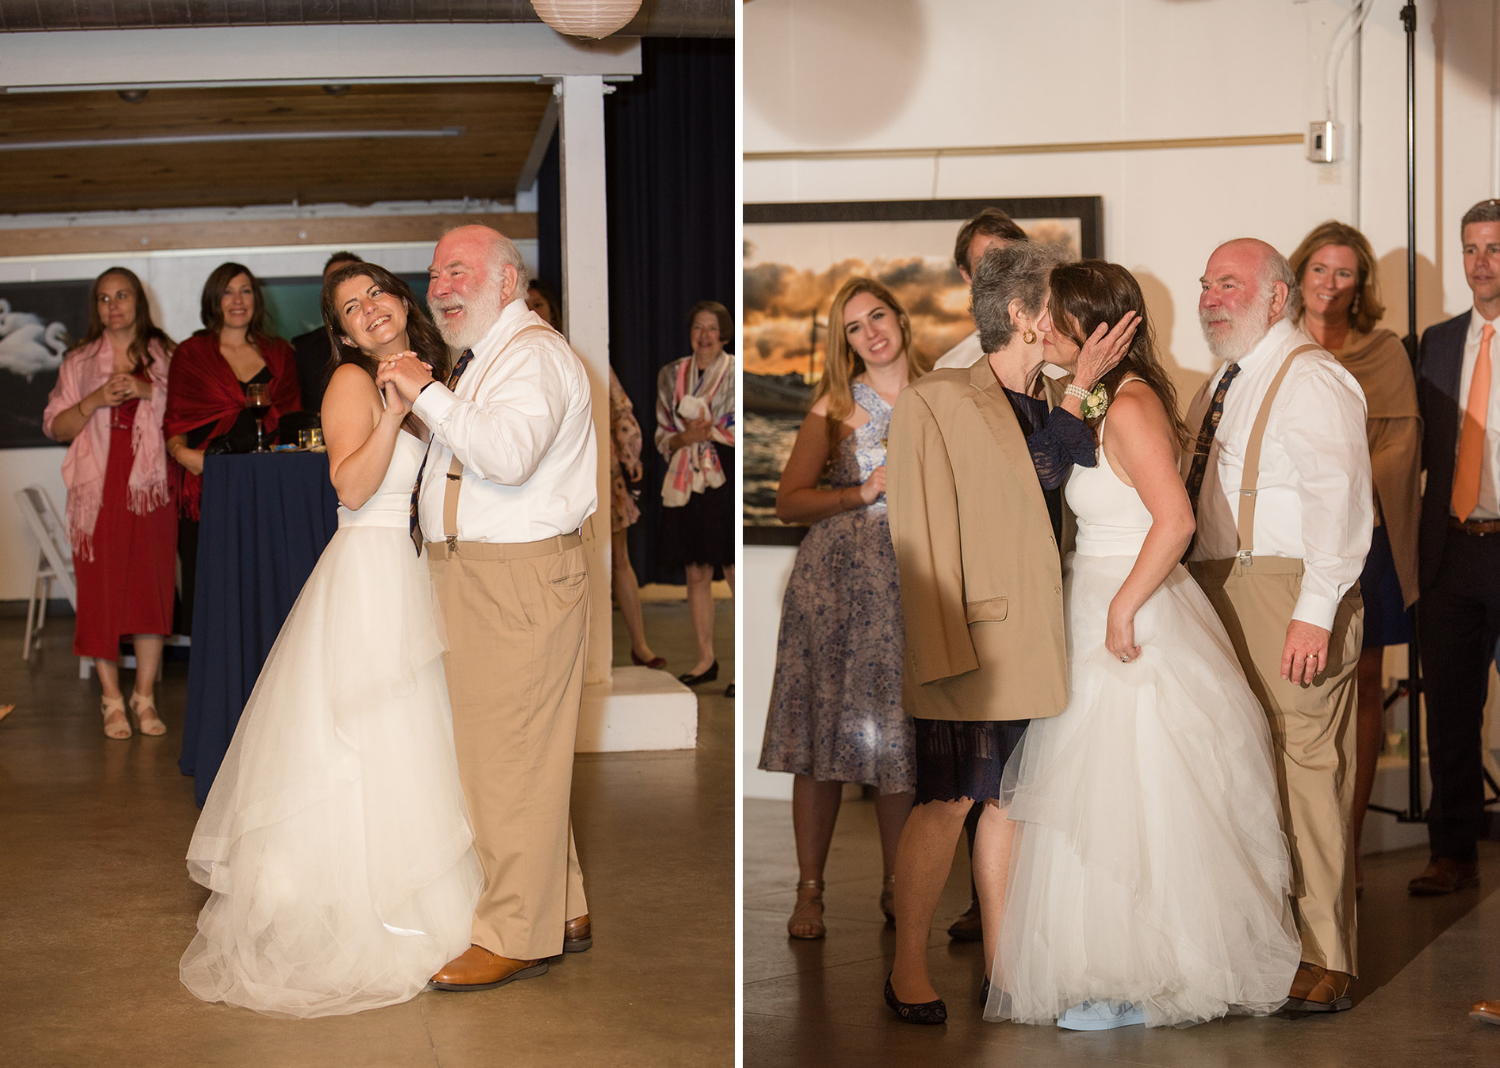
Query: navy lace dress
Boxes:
[{"xmin": 759, "ymin": 383, "xmax": 915, "ymax": 794}]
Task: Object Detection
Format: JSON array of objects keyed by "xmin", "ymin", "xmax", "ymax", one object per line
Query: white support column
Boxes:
[
  {"xmin": 557, "ymin": 74, "xmax": 614, "ymax": 691},
  {"xmin": 557, "ymin": 74, "xmax": 697, "ymax": 751}
]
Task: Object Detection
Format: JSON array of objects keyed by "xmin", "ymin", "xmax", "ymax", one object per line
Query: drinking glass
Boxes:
[{"xmin": 245, "ymin": 383, "xmax": 270, "ymax": 453}]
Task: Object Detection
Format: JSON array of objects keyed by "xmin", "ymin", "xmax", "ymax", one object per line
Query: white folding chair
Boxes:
[{"xmin": 15, "ymin": 486, "xmax": 81, "ymax": 672}]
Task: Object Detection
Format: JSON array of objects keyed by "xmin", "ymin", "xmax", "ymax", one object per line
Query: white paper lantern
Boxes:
[{"xmin": 531, "ymin": 0, "xmax": 643, "ymax": 40}]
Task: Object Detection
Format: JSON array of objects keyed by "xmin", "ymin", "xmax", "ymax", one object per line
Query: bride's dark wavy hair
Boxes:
[
  {"xmin": 320, "ymin": 261, "xmax": 451, "ymax": 385},
  {"xmin": 1048, "ymin": 260, "xmax": 1190, "ymax": 448}
]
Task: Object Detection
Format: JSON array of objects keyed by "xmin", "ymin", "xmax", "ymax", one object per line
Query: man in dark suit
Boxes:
[
  {"xmin": 1412, "ymin": 198, "xmax": 1500, "ymax": 895},
  {"xmin": 290, "ymin": 250, "xmax": 362, "ymax": 415}
]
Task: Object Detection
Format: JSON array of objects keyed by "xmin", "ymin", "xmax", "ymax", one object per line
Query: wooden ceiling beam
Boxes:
[{"xmin": 0, "ymin": 213, "xmax": 539, "ymax": 259}]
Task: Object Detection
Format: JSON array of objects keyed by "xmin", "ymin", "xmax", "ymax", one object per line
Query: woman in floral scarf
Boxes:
[
  {"xmin": 655, "ymin": 300, "xmax": 735, "ymax": 693},
  {"xmin": 43, "ymin": 268, "xmax": 176, "ymax": 739}
]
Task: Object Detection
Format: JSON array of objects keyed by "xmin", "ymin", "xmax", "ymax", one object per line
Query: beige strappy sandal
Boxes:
[
  {"xmin": 101, "ymin": 694, "xmax": 131, "ymax": 740},
  {"xmin": 129, "ymin": 692, "xmax": 166, "ymax": 736},
  {"xmin": 787, "ymin": 879, "xmax": 826, "ymax": 940}
]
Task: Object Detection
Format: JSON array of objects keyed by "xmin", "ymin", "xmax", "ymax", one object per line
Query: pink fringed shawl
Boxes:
[
  {"xmin": 42, "ymin": 336, "xmax": 172, "ymax": 560},
  {"xmin": 655, "ymin": 352, "xmax": 735, "ymax": 508}
]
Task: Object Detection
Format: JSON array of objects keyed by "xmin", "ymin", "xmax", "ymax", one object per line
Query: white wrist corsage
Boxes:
[{"xmin": 1065, "ymin": 382, "xmax": 1110, "ymax": 419}]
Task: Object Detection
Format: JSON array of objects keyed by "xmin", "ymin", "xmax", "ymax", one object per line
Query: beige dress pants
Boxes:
[
  {"xmin": 1189, "ymin": 557, "xmax": 1362, "ymax": 976},
  {"xmin": 428, "ymin": 537, "xmax": 591, "ymax": 961}
]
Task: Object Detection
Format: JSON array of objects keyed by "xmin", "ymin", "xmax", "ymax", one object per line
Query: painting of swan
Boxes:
[{"xmin": 0, "ymin": 300, "xmax": 70, "ymax": 380}]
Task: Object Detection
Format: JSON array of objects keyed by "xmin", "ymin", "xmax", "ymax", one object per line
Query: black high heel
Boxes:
[
  {"xmin": 884, "ymin": 974, "xmax": 947, "ymax": 1025},
  {"xmin": 678, "ymin": 661, "xmax": 719, "ymax": 686}
]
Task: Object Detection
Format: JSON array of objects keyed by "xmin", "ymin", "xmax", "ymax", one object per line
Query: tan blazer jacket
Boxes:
[{"xmin": 887, "ymin": 357, "xmax": 1074, "ymax": 722}]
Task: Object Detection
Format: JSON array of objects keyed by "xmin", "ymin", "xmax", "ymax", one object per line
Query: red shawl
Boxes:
[{"xmin": 164, "ymin": 332, "xmax": 302, "ymax": 519}]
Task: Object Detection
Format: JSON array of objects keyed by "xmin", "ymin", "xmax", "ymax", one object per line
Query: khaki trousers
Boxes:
[
  {"xmin": 1189, "ymin": 557, "xmax": 1362, "ymax": 976},
  {"xmin": 428, "ymin": 537, "xmax": 591, "ymax": 961}
]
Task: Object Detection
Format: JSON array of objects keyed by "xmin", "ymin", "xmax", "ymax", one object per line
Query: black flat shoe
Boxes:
[
  {"xmin": 885, "ymin": 975, "xmax": 946, "ymax": 1025},
  {"xmin": 724, "ymin": 682, "xmax": 735, "ymax": 698},
  {"xmin": 980, "ymin": 977, "xmax": 991, "ymax": 1006},
  {"xmin": 678, "ymin": 661, "xmax": 719, "ymax": 686}
]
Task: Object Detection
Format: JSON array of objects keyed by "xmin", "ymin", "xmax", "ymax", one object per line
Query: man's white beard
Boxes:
[
  {"xmin": 430, "ymin": 276, "xmax": 508, "ymax": 350},
  {"xmin": 1199, "ymin": 290, "xmax": 1274, "ymax": 363}
]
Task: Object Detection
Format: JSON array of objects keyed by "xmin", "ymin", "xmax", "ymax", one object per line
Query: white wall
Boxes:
[
  {"xmin": 743, "ymin": 0, "xmax": 1500, "ymax": 797},
  {"xmin": 0, "ymin": 237, "xmax": 537, "ymax": 602}
]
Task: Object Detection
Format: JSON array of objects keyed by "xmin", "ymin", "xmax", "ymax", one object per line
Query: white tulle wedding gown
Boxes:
[
  {"xmin": 180, "ymin": 430, "xmax": 482, "ymax": 1019},
  {"xmin": 986, "ymin": 413, "xmax": 1301, "ymax": 1029}
]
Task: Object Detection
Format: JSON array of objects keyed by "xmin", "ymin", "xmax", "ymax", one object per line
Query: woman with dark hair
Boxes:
[
  {"xmin": 656, "ymin": 299, "xmax": 735, "ymax": 692},
  {"xmin": 180, "ymin": 261, "xmax": 477, "ymax": 1018},
  {"xmin": 43, "ymin": 267, "xmax": 176, "ymax": 738},
  {"xmin": 760, "ymin": 277, "xmax": 921, "ymax": 939},
  {"xmin": 163, "ymin": 262, "xmax": 301, "ymax": 630},
  {"xmin": 1289, "ymin": 221, "xmax": 1420, "ymax": 894},
  {"xmin": 529, "ymin": 280, "xmax": 662, "ymax": 668},
  {"xmin": 989, "ymin": 261, "xmax": 1299, "ymax": 1030}
]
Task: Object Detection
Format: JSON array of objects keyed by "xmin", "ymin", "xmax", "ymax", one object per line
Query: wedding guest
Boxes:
[
  {"xmin": 656, "ymin": 300, "xmax": 736, "ymax": 695},
  {"xmin": 932, "ymin": 206, "xmax": 1031, "ymax": 940},
  {"xmin": 884, "ymin": 243, "xmax": 1134, "ymax": 1023},
  {"xmin": 1184, "ymin": 238, "xmax": 1371, "ymax": 1013},
  {"xmin": 290, "ymin": 250, "xmax": 363, "ymax": 414},
  {"xmin": 43, "ymin": 267, "xmax": 176, "ymax": 739},
  {"xmin": 527, "ymin": 281, "xmax": 662, "ymax": 669},
  {"xmin": 759, "ymin": 278, "xmax": 920, "ymax": 939},
  {"xmin": 933, "ymin": 208, "xmax": 1029, "ymax": 371},
  {"xmin": 164, "ymin": 263, "xmax": 301, "ymax": 632},
  {"xmin": 1411, "ymin": 199, "xmax": 1500, "ymax": 896},
  {"xmin": 1290, "ymin": 221, "xmax": 1421, "ymax": 894},
  {"xmin": 378, "ymin": 224, "xmax": 596, "ymax": 990}
]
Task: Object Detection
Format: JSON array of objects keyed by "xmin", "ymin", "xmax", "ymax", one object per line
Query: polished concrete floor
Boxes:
[
  {"xmin": 746, "ymin": 796, "xmax": 1500, "ymax": 1067},
  {"xmin": 0, "ymin": 597, "xmax": 733, "ymax": 1068}
]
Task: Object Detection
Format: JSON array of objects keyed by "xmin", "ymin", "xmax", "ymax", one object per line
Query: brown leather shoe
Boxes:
[
  {"xmin": 947, "ymin": 898, "xmax": 982, "ymax": 943},
  {"xmin": 429, "ymin": 945, "xmax": 548, "ymax": 991},
  {"xmin": 1408, "ymin": 857, "xmax": 1481, "ymax": 896},
  {"xmin": 1284, "ymin": 962, "xmax": 1352, "ymax": 1013},
  {"xmin": 1471, "ymin": 1000, "xmax": 1500, "ymax": 1025},
  {"xmin": 563, "ymin": 913, "xmax": 592, "ymax": 953}
]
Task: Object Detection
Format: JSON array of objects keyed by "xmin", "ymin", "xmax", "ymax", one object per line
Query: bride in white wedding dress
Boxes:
[
  {"xmin": 986, "ymin": 262, "xmax": 1301, "ymax": 1030},
  {"xmin": 180, "ymin": 263, "xmax": 481, "ymax": 1019}
]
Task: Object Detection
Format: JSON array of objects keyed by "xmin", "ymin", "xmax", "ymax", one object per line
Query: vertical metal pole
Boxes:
[{"xmin": 1402, "ymin": 2, "xmax": 1425, "ymax": 823}]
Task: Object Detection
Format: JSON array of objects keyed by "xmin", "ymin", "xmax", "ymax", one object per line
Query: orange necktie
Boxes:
[{"xmin": 1452, "ymin": 322, "xmax": 1495, "ymax": 521}]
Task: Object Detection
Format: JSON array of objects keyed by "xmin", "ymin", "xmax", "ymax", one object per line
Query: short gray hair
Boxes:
[
  {"xmin": 489, "ymin": 231, "xmax": 530, "ymax": 302},
  {"xmin": 1462, "ymin": 199, "xmax": 1500, "ymax": 237},
  {"xmin": 1261, "ymin": 245, "xmax": 1298, "ymax": 320},
  {"xmin": 971, "ymin": 242, "xmax": 1067, "ymax": 353}
]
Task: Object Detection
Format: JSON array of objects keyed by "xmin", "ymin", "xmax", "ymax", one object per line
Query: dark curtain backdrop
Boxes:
[{"xmin": 537, "ymin": 37, "xmax": 734, "ymax": 585}]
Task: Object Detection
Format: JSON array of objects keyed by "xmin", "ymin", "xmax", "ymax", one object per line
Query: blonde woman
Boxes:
[
  {"xmin": 759, "ymin": 278, "xmax": 926, "ymax": 939},
  {"xmin": 1289, "ymin": 221, "xmax": 1421, "ymax": 895}
]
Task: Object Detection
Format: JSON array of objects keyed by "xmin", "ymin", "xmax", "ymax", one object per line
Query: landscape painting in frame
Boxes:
[{"xmin": 743, "ymin": 196, "xmax": 1103, "ymax": 544}]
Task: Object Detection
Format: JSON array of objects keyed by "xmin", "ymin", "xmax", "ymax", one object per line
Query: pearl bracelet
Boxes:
[{"xmin": 1064, "ymin": 383, "xmax": 1093, "ymax": 403}]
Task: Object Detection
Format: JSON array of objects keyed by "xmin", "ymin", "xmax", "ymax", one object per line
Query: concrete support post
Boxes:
[{"xmin": 557, "ymin": 74, "xmax": 614, "ymax": 688}]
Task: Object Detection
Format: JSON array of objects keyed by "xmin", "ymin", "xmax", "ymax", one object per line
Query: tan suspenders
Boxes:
[
  {"xmin": 1234, "ymin": 343, "xmax": 1320, "ymax": 565},
  {"xmin": 439, "ymin": 323, "xmax": 564, "ymax": 549}
]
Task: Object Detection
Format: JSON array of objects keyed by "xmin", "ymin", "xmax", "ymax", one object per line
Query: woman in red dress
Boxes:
[
  {"xmin": 43, "ymin": 267, "xmax": 177, "ymax": 739},
  {"xmin": 163, "ymin": 263, "xmax": 301, "ymax": 632}
]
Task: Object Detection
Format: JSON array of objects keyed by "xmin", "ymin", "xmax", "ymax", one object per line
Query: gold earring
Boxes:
[{"xmin": 1023, "ymin": 328, "xmax": 1037, "ymax": 344}]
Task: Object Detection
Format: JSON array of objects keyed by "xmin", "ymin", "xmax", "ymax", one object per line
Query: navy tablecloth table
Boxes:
[{"xmin": 179, "ymin": 452, "xmax": 340, "ymax": 806}]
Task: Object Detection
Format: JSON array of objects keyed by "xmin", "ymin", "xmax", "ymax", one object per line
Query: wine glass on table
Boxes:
[{"xmin": 245, "ymin": 382, "xmax": 270, "ymax": 453}]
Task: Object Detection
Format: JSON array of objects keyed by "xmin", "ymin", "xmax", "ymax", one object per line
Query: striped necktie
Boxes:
[
  {"xmin": 409, "ymin": 349, "xmax": 474, "ymax": 555},
  {"xmin": 1181, "ymin": 362, "xmax": 1241, "ymax": 560}
]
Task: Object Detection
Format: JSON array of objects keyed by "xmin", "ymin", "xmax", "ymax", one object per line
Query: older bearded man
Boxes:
[
  {"xmin": 377, "ymin": 224, "xmax": 596, "ymax": 991},
  {"xmin": 1182, "ymin": 238, "xmax": 1372, "ymax": 1014}
]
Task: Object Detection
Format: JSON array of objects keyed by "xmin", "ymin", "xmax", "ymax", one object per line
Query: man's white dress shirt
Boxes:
[
  {"xmin": 1187, "ymin": 318, "xmax": 1372, "ymax": 631},
  {"xmin": 933, "ymin": 330, "xmax": 984, "ymax": 370},
  {"xmin": 1452, "ymin": 308, "xmax": 1500, "ymax": 520},
  {"xmin": 412, "ymin": 299, "xmax": 597, "ymax": 544}
]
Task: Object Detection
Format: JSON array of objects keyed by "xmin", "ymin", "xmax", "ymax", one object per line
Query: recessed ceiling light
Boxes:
[
  {"xmin": 323, "ymin": 85, "xmax": 351, "ymax": 96},
  {"xmin": 117, "ymin": 89, "xmax": 149, "ymax": 103}
]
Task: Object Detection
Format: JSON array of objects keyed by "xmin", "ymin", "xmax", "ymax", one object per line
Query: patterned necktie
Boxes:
[
  {"xmin": 1183, "ymin": 361, "xmax": 1242, "ymax": 519},
  {"xmin": 1453, "ymin": 323, "xmax": 1495, "ymax": 521},
  {"xmin": 409, "ymin": 349, "xmax": 475, "ymax": 554}
]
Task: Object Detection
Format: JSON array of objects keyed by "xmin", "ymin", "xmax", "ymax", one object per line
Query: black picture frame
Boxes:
[{"xmin": 744, "ymin": 195, "xmax": 1104, "ymax": 546}]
